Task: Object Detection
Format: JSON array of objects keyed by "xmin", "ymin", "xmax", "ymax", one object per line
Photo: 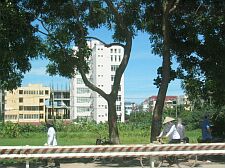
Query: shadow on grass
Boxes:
[
  {"xmin": 0, "ymin": 157, "xmax": 142, "ymax": 168},
  {"xmin": 60, "ymin": 157, "xmax": 142, "ymax": 167},
  {"xmin": 1, "ymin": 155, "xmax": 225, "ymax": 168}
]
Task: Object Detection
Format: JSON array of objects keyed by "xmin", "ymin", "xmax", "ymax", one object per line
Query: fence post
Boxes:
[
  {"xmin": 25, "ymin": 145, "xmax": 29, "ymax": 168},
  {"xmin": 26, "ymin": 160, "xmax": 29, "ymax": 168}
]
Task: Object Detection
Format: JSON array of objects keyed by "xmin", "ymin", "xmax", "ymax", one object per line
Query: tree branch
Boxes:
[
  {"xmin": 104, "ymin": 0, "xmax": 123, "ymax": 28},
  {"xmin": 76, "ymin": 23, "xmax": 109, "ymax": 100},
  {"xmin": 86, "ymin": 36, "xmax": 125, "ymax": 48},
  {"xmin": 79, "ymin": 68, "xmax": 108, "ymax": 99},
  {"xmin": 37, "ymin": 18, "xmax": 65, "ymax": 49},
  {"xmin": 37, "ymin": 29, "xmax": 48, "ymax": 37},
  {"xmin": 169, "ymin": 0, "xmax": 180, "ymax": 13},
  {"xmin": 195, "ymin": 4, "xmax": 202, "ymax": 14}
]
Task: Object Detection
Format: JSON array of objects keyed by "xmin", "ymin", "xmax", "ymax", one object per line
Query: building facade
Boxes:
[
  {"xmin": 4, "ymin": 84, "xmax": 50, "ymax": 124},
  {"xmin": 46, "ymin": 89, "xmax": 70, "ymax": 120},
  {"xmin": 125, "ymin": 102, "xmax": 137, "ymax": 115},
  {"xmin": 142, "ymin": 96, "xmax": 178, "ymax": 113},
  {"xmin": 70, "ymin": 40, "xmax": 125, "ymax": 123}
]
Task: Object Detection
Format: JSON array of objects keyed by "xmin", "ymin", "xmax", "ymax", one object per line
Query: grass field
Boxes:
[
  {"xmin": 0, "ymin": 129, "xmax": 201, "ymax": 146},
  {"xmin": 0, "ymin": 128, "xmax": 201, "ymax": 165}
]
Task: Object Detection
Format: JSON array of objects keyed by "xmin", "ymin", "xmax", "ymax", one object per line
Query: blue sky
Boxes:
[{"xmin": 22, "ymin": 28, "xmax": 184, "ymax": 104}]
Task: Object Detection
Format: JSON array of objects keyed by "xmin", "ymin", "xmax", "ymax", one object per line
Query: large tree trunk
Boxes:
[
  {"xmin": 108, "ymin": 99, "xmax": 120, "ymax": 144},
  {"xmin": 150, "ymin": 0, "xmax": 173, "ymax": 142}
]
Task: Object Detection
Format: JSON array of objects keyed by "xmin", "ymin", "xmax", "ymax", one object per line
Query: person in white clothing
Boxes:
[
  {"xmin": 176, "ymin": 118, "xmax": 189, "ymax": 143},
  {"xmin": 176, "ymin": 118, "xmax": 185, "ymax": 140},
  {"xmin": 46, "ymin": 120, "xmax": 60, "ymax": 168},
  {"xmin": 157, "ymin": 117, "xmax": 181, "ymax": 143},
  {"xmin": 47, "ymin": 122, "xmax": 57, "ymax": 146}
]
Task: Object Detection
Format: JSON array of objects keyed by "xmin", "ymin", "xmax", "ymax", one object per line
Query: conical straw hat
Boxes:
[{"xmin": 163, "ymin": 117, "xmax": 175, "ymax": 124}]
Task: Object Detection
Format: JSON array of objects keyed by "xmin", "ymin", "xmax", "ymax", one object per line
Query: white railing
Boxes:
[{"xmin": 0, "ymin": 143, "xmax": 225, "ymax": 167}]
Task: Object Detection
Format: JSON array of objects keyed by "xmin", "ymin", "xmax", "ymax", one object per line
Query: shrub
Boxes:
[{"xmin": 1, "ymin": 122, "xmax": 21, "ymax": 138}]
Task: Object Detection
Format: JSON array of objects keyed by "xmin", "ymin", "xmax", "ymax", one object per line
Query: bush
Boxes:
[
  {"xmin": 211, "ymin": 106, "xmax": 225, "ymax": 138},
  {"xmin": 0, "ymin": 122, "xmax": 21, "ymax": 138}
]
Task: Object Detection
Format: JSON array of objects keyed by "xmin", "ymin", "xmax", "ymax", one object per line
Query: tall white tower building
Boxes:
[{"xmin": 70, "ymin": 40, "xmax": 125, "ymax": 123}]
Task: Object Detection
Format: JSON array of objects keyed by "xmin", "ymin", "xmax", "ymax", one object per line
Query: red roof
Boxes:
[{"xmin": 150, "ymin": 96, "xmax": 177, "ymax": 101}]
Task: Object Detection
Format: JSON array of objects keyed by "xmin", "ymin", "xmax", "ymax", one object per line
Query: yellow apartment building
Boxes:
[{"xmin": 4, "ymin": 84, "xmax": 50, "ymax": 124}]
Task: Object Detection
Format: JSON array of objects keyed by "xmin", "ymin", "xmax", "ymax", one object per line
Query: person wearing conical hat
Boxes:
[{"xmin": 157, "ymin": 117, "xmax": 181, "ymax": 144}]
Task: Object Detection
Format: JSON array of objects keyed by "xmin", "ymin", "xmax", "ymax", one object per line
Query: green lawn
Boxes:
[{"xmin": 0, "ymin": 129, "xmax": 201, "ymax": 146}]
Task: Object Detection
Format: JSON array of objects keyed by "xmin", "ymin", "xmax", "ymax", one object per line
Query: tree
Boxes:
[
  {"xmin": 24, "ymin": 0, "xmax": 141, "ymax": 144},
  {"xmin": 0, "ymin": 0, "xmax": 41, "ymax": 90},
  {"xmin": 173, "ymin": 0, "xmax": 225, "ymax": 107},
  {"xmin": 142, "ymin": 0, "xmax": 225, "ymax": 142},
  {"xmin": 142, "ymin": 0, "xmax": 180, "ymax": 142}
]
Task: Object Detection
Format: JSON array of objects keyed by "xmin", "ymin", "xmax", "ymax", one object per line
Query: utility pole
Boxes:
[{"xmin": 51, "ymin": 91, "xmax": 55, "ymax": 120}]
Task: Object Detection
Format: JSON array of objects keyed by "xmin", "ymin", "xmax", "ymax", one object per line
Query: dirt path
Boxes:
[{"xmin": 1, "ymin": 157, "xmax": 225, "ymax": 168}]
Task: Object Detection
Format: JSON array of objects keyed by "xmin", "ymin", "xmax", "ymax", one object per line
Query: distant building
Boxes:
[
  {"xmin": 124, "ymin": 102, "xmax": 137, "ymax": 115},
  {"xmin": 142, "ymin": 99, "xmax": 150, "ymax": 112},
  {"xmin": 142, "ymin": 96, "xmax": 178, "ymax": 113},
  {"xmin": 45, "ymin": 89, "xmax": 70, "ymax": 120},
  {"xmin": 4, "ymin": 84, "xmax": 50, "ymax": 124},
  {"xmin": 150, "ymin": 96, "xmax": 177, "ymax": 111},
  {"xmin": 177, "ymin": 95, "xmax": 191, "ymax": 111},
  {"xmin": 70, "ymin": 40, "xmax": 125, "ymax": 123}
]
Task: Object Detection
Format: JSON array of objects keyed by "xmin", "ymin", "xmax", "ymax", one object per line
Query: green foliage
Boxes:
[
  {"xmin": 0, "ymin": 122, "xmax": 21, "ymax": 138},
  {"xmin": 211, "ymin": 106, "xmax": 225, "ymax": 138},
  {"xmin": 129, "ymin": 111, "xmax": 152, "ymax": 124},
  {"xmin": 168, "ymin": 0, "xmax": 225, "ymax": 107},
  {"xmin": 0, "ymin": 0, "xmax": 42, "ymax": 90},
  {"xmin": 179, "ymin": 105, "xmax": 215, "ymax": 131}
]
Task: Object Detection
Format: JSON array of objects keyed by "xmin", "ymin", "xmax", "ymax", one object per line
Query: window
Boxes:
[
  {"xmin": 116, "ymin": 105, "xmax": 121, "ymax": 111},
  {"xmin": 40, "ymin": 114, "xmax": 44, "ymax": 119},
  {"xmin": 19, "ymin": 98, "xmax": 23, "ymax": 103},
  {"xmin": 110, "ymin": 49, "xmax": 113, "ymax": 53},
  {"xmin": 111, "ymin": 55, "xmax": 113, "ymax": 61},
  {"xmin": 118, "ymin": 55, "xmax": 121, "ymax": 62},
  {"xmin": 19, "ymin": 114, "xmax": 23, "ymax": 119},
  {"xmin": 19, "ymin": 106, "xmax": 23, "ymax": 111},
  {"xmin": 117, "ymin": 95, "xmax": 121, "ymax": 101},
  {"xmin": 77, "ymin": 107, "xmax": 90, "ymax": 113},
  {"xmin": 45, "ymin": 90, "xmax": 49, "ymax": 95},
  {"xmin": 111, "ymin": 75, "xmax": 115, "ymax": 81},
  {"xmin": 5, "ymin": 115, "xmax": 17, "ymax": 120},
  {"xmin": 114, "ymin": 49, "xmax": 117, "ymax": 53},
  {"xmin": 39, "ymin": 99, "xmax": 44, "ymax": 103},
  {"xmin": 111, "ymin": 65, "xmax": 119, "ymax": 71},
  {"xmin": 63, "ymin": 92, "xmax": 70, "ymax": 98},
  {"xmin": 118, "ymin": 49, "xmax": 121, "ymax": 53},
  {"xmin": 39, "ymin": 106, "xmax": 44, "ymax": 111},
  {"xmin": 23, "ymin": 106, "xmax": 42, "ymax": 111},
  {"xmin": 19, "ymin": 90, "xmax": 23, "ymax": 94},
  {"xmin": 24, "ymin": 114, "xmax": 39, "ymax": 119},
  {"xmin": 77, "ymin": 88, "xmax": 90, "ymax": 94},
  {"xmin": 115, "ymin": 55, "xmax": 117, "ymax": 61},
  {"xmin": 54, "ymin": 92, "xmax": 61, "ymax": 98},
  {"xmin": 77, "ymin": 97, "xmax": 90, "ymax": 103},
  {"xmin": 77, "ymin": 78, "xmax": 84, "ymax": 84}
]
